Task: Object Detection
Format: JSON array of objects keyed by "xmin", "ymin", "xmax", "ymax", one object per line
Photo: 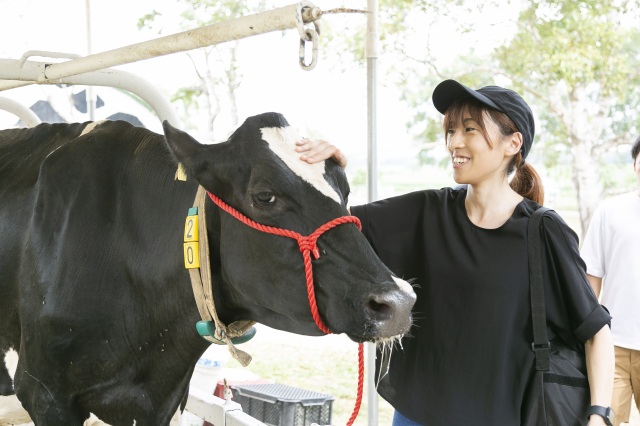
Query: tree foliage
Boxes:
[
  {"xmin": 494, "ymin": 0, "xmax": 640, "ymax": 232},
  {"xmin": 355, "ymin": 0, "xmax": 640, "ymax": 233}
]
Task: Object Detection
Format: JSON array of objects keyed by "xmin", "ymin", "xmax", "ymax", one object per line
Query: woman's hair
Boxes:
[
  {"xmin": 632, "ymin": 134, "xmax": 640, "ymax": 162},
  {"xmin": 443, "ymin": 98, "xmax": 544, "ymax": 204}
]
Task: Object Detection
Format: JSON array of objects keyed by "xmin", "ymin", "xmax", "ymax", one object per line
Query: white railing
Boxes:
[
  {"xmin": 0, "ymin": 55, "xmax": 181, "ymax": 127},
  {"xmin": 185, "ymin": 388, "xmax": 266, "ymax": 426},
  {"xmin": 0, "ymin": 96, "xmax": 41, "ymax": 126}
]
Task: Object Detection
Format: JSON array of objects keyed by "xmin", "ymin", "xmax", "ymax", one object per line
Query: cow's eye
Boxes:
[{"xmin": 253, "ymin": 191, "xmax": 276, "ymax": 205}]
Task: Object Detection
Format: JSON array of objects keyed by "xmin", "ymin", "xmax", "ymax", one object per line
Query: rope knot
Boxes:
[{"xmin": 298, "ymin": 236, "xmax": 321, "ymax": 259}]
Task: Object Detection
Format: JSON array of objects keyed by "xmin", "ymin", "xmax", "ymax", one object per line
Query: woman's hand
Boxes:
[{"xmin": 295, "ymin": 139, "xmax": 347, "ymax": 168}]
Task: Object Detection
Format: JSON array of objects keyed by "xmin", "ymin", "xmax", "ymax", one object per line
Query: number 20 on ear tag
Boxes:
[{"xmin": 184, "ymin": 207, "xmax": 200, "ymax": 269}]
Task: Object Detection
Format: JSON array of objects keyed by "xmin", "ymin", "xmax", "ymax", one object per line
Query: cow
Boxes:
[{"xmin": 0, "ymin": 113, "xmax": 416, "ymax": 426}]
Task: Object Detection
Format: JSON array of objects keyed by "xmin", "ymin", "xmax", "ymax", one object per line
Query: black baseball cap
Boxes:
[{"xmin": 432, "ymin": 79, "xmax": 535, "ymax": 160}]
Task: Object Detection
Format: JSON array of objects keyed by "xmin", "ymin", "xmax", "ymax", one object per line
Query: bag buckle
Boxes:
[
  {"xmin": 531, "ymin": 341, "xmax": 550, "ymax": 352},
  {"xmin": 531, "ymin": 341, "xmax": 551, "ymax": 371}
]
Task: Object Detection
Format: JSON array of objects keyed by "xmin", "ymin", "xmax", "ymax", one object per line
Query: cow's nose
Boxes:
[{"xmin": 366, "ymin": 291, "xmax": 415, "ymax": 324}]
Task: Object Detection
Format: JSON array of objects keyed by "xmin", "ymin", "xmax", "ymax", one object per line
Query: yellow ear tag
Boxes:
[
  {"xmin": 184, "ymin": 207, "xmax": 200, "ymax": 269},
  {"xmin": 175, "ymin": 162, "xmax": 187, "ymax": 181}
]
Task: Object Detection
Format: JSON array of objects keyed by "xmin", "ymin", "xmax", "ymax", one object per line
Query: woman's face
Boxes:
[{"xmin": 446, "ymin": 109, "xmax": 514, "ymax": 185}]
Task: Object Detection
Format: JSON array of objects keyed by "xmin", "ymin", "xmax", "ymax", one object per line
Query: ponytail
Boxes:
[{"xmin": 509, "ymin": 152, "xmax": 544, "ymax": 204}]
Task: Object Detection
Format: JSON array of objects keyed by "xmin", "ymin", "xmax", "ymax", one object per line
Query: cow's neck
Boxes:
[{"xmin": 187, "ymin": 186, "xmax": 254, "ymax": 366}]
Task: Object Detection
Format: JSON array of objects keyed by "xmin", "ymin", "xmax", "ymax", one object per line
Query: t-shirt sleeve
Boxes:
[
  {"xmin": 580, "ymin": 203, "xmax": 606, "ymax": 278},
  {"xmin": 351, "ymin": 190, "xmax": 438, "ymax": 279},
  {"xmin": 540, "ymin": 212, "xmax": 611, "ymax": 343},
  {"xmin": 350, "ymin": 191, "xmax": 429, "ymax": 275}
]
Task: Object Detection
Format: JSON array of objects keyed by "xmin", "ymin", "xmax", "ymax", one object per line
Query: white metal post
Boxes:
[
  {"xmin": 85, "ymin": 0, "xmax": 96, "ymax": 120},
  {"xmin": 366, "ymin": 0, "xmax": 380, "ymax": 424}
]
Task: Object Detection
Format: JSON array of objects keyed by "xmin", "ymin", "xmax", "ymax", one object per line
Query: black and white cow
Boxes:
[{"xmin": 0, "ymin": 113, "xmax": 415, "ymax": 426}]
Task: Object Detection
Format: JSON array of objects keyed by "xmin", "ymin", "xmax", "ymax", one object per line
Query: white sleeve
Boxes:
[{"xmin": 580, "ymin": 204, "xmax": 606, "ymax": 278}]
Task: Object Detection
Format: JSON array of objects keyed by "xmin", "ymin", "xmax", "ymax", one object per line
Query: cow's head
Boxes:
[{"xmin": 163, "ymin": 113, "xmax": 415, "ymax": 343}]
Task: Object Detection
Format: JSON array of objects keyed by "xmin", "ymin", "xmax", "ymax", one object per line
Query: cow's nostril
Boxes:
[{"xmin": 368, "ymin": 297, "xmax": 392, "ymax": 320}]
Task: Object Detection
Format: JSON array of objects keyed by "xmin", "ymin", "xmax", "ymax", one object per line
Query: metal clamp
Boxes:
[{"xmin": 18, "ymin": 51, "xmax": 81, "ymax": 67}]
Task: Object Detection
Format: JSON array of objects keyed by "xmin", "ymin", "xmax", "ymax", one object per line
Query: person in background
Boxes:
[
  {"xmin": 296, "ymin": 79, "xmax": 614, "ymax": 425},
  {"xmin": 581, "ymin": 136, "xmax": 640, "ymax": 426}
]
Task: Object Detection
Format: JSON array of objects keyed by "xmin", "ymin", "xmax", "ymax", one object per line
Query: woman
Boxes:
[{"xmin": 297, "ymin": 79, "xmax": 614, "ymax": 425}]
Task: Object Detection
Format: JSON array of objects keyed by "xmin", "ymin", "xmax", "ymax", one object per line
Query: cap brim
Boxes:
[{"xmin": 432, "ymin": 80, "xmax": 503, "ymax": 115}]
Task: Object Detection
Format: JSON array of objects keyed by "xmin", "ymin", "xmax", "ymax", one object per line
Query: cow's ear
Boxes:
[
  {"xmin": 162, "ymin": 121, "xmax": 207, "ymax": 180},
  {"xmin": 162, "ymin": 121, "xmax": 202, "ymax": 162}
]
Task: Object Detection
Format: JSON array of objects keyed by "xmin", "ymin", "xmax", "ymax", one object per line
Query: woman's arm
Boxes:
[
  {"xmin": 585, "ymin": 324, "xmax": 614, "ymax": 426},
  {"xmin": 295, "ymin": 139, "xmax": 347, "ymax": 168}
]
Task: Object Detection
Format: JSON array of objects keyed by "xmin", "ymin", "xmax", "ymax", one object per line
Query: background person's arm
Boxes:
[{"xmin": 587, "ymin": 273, "xmax": 603, "ymax": 299}]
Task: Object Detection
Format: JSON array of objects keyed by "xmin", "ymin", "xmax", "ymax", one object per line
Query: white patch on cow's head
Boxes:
[
  {"xmin": 393, "ymin": 276, "xmax": 414, "ymax": 295},
  {"xmin": 260, "ymin": 126, "xmax": 341, "ymax": 203}
]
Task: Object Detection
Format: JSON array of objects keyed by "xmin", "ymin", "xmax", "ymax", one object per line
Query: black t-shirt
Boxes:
[{"xmin": 351, "ymin": 187, "xmax": 611, "ymax": 426}]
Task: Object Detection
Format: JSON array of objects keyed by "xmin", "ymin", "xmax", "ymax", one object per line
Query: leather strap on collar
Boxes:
[{"xmin": 189, "ymin": 185, "xmax": 255, "ymax": 366}]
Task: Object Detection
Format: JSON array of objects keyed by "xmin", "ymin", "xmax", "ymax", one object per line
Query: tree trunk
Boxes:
[
  {"xmin": 565, "ymin": 87, "xmax": 605, "ymax": 238},
  {"xmin": 570, "ymin": 141, "xmax": 602, "ymax": 238}
]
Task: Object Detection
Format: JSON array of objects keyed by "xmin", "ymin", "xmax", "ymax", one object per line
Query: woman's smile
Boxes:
[{"xmin": 452, "ymin": 155, "xmax": 469, "ymax": 167}]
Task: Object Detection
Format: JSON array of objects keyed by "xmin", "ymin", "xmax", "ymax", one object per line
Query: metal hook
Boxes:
[
  {"xmin": 299, "ymin": 28, "xmax": 319, "ymax": 71},
  {"xmin": 296, "ymin": 1, "xmax": 321, "ymax": 71}
]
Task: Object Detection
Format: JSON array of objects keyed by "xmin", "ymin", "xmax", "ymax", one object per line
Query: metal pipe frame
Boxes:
[
  {"xmin": 0, "ymin": 96, "xmax": 41, "ymax": 127},
  {"xmin": 0, "ymin": 58, "xmax": 180, "ymax": 127},
  {"xmin": 14, "ymin": 2, "xmax": 320, "ymax": 84},
  {"xmin": 0, "ymin": 2, "xmax": 321, "ymax": 129}
]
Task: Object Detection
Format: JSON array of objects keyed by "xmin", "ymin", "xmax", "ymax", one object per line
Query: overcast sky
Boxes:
[
  {"xmin": 0, "ymin": 0, "xmax": 409, "ymax": 159},
  {"xmin": 0, "ymin": 0, "xmax": 525, "ymax": 203}
]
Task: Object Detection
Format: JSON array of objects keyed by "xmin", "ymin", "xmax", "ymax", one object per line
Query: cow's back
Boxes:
[
  {"xmin": 0, "ymin": 121, "xmax": 193, "ymax": 398},
  {"xmin": 4, "ymin": 120, "xmax": 202, "ymax": 423},
  {"xmin": 0, "ymin": 123, "xmax": 90, "ymax": 394},
  {"xmin": 0, "ymin": 123, "xmax": 91, "ymax": 260}
]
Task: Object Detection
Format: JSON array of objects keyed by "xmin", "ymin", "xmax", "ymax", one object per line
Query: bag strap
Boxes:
[{"xmin": 528, "ymin": 206, "xmax": 552, "ymax": 371}]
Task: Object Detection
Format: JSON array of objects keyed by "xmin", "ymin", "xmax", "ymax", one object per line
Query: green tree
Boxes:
[
  {"xmin": 495, "ymin": 0, "xmax": 640, "ymax": 234},
  {"xmin": 384, "ymin": 0, "xmax": 640, "ymax": 234}
]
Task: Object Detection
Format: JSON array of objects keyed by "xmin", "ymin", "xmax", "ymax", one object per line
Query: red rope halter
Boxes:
[{"xmin": 207, "ymin": 191, "xmax": 364, "ymax": 425}]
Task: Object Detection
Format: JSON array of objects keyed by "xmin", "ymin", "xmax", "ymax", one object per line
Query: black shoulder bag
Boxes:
[{"xmin": 522, "ymin": 207, "xmax": 590, "ymax": 426}]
